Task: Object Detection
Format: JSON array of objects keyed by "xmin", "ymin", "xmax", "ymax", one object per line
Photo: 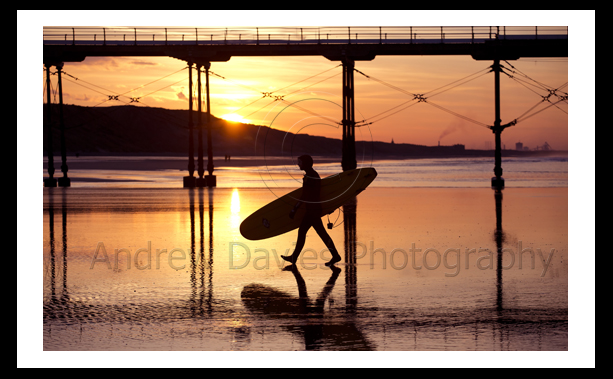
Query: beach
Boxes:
[{"xmin": 42, "ymin": 167, "xmax": 568, "ymax": 351}]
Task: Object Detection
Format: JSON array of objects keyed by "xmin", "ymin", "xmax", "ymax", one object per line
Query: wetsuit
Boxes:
[{"xmin": 287, "ymin": 168, "xmax": 340, "ymax": 264}]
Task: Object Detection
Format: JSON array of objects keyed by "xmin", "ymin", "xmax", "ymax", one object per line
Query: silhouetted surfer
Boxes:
[{"xmin": 282, "ymin": 155, "xmax": 342, "ymax": 267}]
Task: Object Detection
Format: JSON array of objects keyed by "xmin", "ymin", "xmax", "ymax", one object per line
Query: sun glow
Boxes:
[{"xmin": 221, "ymin": 113, "xmax": 250, "ymax": 124}]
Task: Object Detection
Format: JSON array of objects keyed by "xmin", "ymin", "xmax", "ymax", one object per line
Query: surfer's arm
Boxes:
[
  {"xmin": 290, "ymin": 174, "xmax": 316, "ymax": 218},
  {"xmin": 289, "ymin": 201, "xmax": 302, "ymax": 219},
  {"xmin": 290, "ymin": 188, "xmax": 311, "ymax": 218}
]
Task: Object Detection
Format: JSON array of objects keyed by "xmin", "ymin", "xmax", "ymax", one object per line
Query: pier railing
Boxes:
[{"xmin": 43, "ymin": 26, "xmax": 568, "ymax": 46}]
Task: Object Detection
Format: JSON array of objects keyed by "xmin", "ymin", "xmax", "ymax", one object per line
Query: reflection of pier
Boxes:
[
  {"xmin": 343, "ymin": 197, "xmax": 358, "ymax": 312},
  {"xmin": 44, "ymin": 189, "xmax": 70, "ymax": 309},
  {"xmin": 43, "ymin": 188, "xmax": 222, "ymax": 325},
  {"xmin": 188, "ymin": 188, "xmax": 215, "ymax": 316},
  {"xmin": 494, "ymin": 188, "xmax": 505, "ymax": 313},
  {"xmin": 377, "ymin": 187, "xmax": 566, "ymax": 350}
]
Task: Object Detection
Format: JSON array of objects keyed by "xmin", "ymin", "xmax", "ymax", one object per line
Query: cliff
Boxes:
[{"xmin": 41, "ymin": 104, "xmax": 564, "ymax": 158}]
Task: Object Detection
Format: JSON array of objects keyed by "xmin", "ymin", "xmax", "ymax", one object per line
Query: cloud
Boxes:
[
  {"xmin": 64, "ymin": 93, "xmax": 92, "ymax": 102},
  {"xmin": 129, "ymin": 60, "xmax": 160, "ymax": 67},
  {"xmin": 77, "ymin": 56, "xmax": 120, "ymax": 70}
]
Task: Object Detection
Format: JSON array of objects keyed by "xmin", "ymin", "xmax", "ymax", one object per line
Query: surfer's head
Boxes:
[{"xmin": 297, "ymin": 154, "xmax": 313, "ymax": 170}]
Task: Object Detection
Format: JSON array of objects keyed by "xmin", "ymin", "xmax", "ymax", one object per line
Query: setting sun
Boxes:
[{"xmin": 221, "ymin": 113, "xmax": 251, "ymax": 124}]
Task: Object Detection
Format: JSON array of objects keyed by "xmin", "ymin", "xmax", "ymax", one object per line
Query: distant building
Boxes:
[
  {"xmin": 516, "ymin": 142, "xmax": 523, "ymax": 151},
  {"xmin": 452, "ymin": 144, "xmax": 465, "ymax": 151}
]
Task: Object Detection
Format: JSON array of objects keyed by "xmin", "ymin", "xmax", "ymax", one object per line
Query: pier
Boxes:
[{"xmin": 43, "ymin": 26, "xmax": 568, "ymax": 189}]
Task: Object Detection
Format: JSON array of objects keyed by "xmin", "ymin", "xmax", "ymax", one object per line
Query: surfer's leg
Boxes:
[
  {"xmin": 282, "ymin": 216, "xmax": 312, "ymax": 265},
  {"xmin": 312, "ymin": 219, "xmax": 342, "ymax": 266}
]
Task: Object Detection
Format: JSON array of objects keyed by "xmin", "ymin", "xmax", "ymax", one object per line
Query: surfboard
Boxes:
[{"xmin": 240, "ymin": 167, "xmax": 377, "ymax": 240}]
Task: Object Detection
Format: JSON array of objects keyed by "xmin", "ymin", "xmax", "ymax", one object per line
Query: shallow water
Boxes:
[
  {"xmin": 43, "ymin": 186, "xmax": 568, "ymax": 351},
  {"xmin": 42, "ymin": 154, "xmax": 568, "ymax": 189}
]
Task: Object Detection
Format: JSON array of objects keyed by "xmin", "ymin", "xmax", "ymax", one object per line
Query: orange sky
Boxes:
[
  {"xmin": 29, "ymin": 11, "xmax": 594, "ymax": 153},
  {"xmin": 54, "ymin": 53, "xmax": 568, "ymax": 150}
]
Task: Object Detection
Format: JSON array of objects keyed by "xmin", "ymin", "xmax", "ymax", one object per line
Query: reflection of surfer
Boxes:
[
  {"xmin": 241, "ymin": 264, "xmax": 372, "ymax": 350},
  {"xmin": 282, "ymin": 155, "xmax": 342, "ymax": 267}
]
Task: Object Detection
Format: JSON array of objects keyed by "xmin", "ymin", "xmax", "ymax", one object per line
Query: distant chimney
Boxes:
[{"xmin": 438, "ymin": 141, "xmax": 440, "ymax": 147}]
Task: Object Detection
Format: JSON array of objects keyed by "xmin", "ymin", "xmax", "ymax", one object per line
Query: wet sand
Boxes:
[
  {"xmin": 43, "ymin": 155, "xmax": 346, "ymax": 188},
  {"xmin": 43, "ymin": 154, "xmax": 569, "ymax": 190},
  {"xmin": 43, "ymin": 155, "xmax": 341, "ymax": 171},
  {"xmin": 42, "ymin": 186, "xmax": 568, "ymax": 352}
]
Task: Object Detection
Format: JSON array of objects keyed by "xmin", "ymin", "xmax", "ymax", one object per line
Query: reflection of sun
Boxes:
[
  {"xmin": 231, "ymin": 188, "xmax": 240, "ymax": 213},
  {"xmin": 230, "ymin": 188, "xmax": 241, "ymax": 230}
]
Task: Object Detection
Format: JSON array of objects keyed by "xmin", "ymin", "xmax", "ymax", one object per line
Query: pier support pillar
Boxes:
[
  {"xmin": 492, "ymin": 129, "xmax": 504, "ymax": 189},
  {"xmin": 341, "ymin": 58, "xmax": 357, "ymax": 172},
  {"xmin": 44, "ymin": 63, "xmax": 57, "ymax": 187},
  {"xmin": 491, "ymin": 59, "xmax": 505, "ymax": 190},
  {"xmin": 195, "ymin": 62, "xmax": 207, "ymax": 188},
  {"xmin": 183, "ymin": 62, "xmax": 196, "ymax": 188},
  {"xmin": 56, "ymin": 63, "xmax": 70, "ymax": 187},
  {"xmin": 204, "ymin": 62, "xmax": 216, "ymax": 187}
]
